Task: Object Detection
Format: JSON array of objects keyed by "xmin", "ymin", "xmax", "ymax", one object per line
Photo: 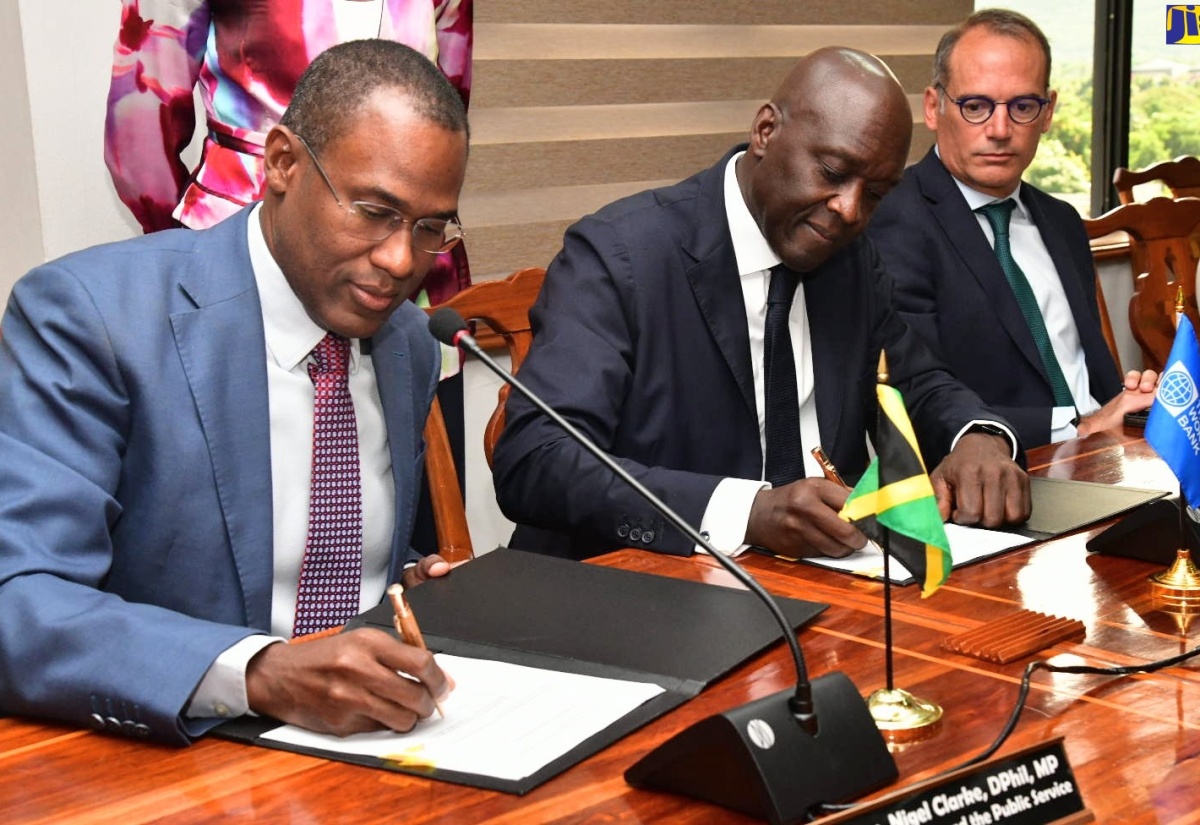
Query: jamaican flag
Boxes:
[{"xmin": 838, "ymin": 384, "xmax": 952, "ymax": 597}]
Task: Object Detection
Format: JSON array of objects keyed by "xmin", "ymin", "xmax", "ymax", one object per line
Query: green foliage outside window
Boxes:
[{"xmin": 1024, "ymin": 67, "xmax": 1200, "ymax": 207}]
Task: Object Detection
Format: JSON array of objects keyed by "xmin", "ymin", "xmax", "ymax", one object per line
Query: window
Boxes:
[{"xmin": 979, "ymin": 1, "xmax": 1200, "ymax": 215}]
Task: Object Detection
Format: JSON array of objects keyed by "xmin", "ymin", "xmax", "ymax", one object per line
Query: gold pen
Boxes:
[
  {"xmin": 810, "ymin": 446, "xmax": 849, "ymax": 489},
  {"xmin": 386, "ymin": 583, "xmax": 445, "ymax": 719}
]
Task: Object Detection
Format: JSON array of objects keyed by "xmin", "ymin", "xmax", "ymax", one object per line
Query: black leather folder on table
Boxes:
[
  {"xmin": 1017, "ymin": 477, "xmax": 1169, "ymax": 540},
  {"xmin": 787, "ymin": 477, "xmax": 1169, "ymax": 586},
  {"xmin": 216, "ymin": 548, "xmax": 826, "ymax": 794}
]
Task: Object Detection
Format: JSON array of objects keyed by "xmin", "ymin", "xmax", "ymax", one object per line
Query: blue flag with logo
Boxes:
[{"xmin": 1146, "ymin": 315, "xmax": 1200, "ymax": 505}]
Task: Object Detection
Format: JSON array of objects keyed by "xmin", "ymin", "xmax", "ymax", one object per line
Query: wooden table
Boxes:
[{"xmin": 4, "ymin": 429, "xmax": 1198, "ymax": 824}]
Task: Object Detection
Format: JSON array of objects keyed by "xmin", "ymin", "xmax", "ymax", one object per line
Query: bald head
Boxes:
[
  {"xmin": 737, "ymin": 48, "xmax": 912, "ymax": 273},
  {"xmin": 774, "ymin": 47, "xmax": 911, "ymax": 132}
]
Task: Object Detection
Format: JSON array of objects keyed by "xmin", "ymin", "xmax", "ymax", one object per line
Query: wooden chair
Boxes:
[
  {"xmin": 1113, "ymin": 155, "xmax": 1200, "ymax": 205},
  {"xmin": 420, "ymin": 267, "xmax": 547, "ymax": 562},
  {"xmin": 1082, "ymin": 197, "xmax": 1200, "ymax": 373}
]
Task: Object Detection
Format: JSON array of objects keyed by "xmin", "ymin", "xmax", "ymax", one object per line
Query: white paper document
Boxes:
[
  {"xmin": 261, "ymin": 653, "xmax": 665, "ymax": 781},
  {"xmin": 800, "ymin": 523, "xmax": 1033, "ymax": 582}
]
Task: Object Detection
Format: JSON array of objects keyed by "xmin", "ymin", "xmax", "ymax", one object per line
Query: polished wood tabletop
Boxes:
[{"xmin": 4, "ymin": 428, "xmax": 1198, "ymax": 824}]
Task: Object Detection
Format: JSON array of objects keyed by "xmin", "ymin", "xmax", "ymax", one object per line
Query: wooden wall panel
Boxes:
[{"xmin": 459, "ymin": 3, "xmax": 973, "ymax": 279}]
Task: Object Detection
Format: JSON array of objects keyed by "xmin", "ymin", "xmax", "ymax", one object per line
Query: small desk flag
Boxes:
[
  {"xmin": 839, "ymin": 385, "xmax": 952, "ymax": 597},
  {"xmin": 1146, "ymin": 314, "xmax": 1200, "ymax": 506}
]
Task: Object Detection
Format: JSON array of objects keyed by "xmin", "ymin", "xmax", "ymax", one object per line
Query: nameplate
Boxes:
[{"xmin": 823, "ymin": 738, "xmax": 1091, "ymax": 825}]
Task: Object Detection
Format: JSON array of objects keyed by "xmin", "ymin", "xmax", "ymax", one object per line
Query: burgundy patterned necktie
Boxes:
[{"xmin": 292, "ymin": 333, "xmax": 363, "ymax": 637}]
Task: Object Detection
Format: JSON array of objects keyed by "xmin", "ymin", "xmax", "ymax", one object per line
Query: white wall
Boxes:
[
  {"xmin": 0, "ymin": 1, "xmax": 46, "ymax": 306},
  {"xmin": 17, "ymin": 0, "xmax": 140, "ymax": 265},
  {"xmin": 462, "ymin": 359, "xmax": 515, "ymax": 553}
]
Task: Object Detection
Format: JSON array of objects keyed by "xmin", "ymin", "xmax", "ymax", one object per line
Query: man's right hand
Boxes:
[
  {"xmin": 245, "ymin": 628, "xmax": 452, "ymax": 737},
  {"xmin": 745, "ymin": 479, "xmax": 867, "ymax": 558}
]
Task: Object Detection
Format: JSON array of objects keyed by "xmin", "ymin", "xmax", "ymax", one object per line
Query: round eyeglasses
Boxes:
[
  {"xmin": 936, "ymin": 84, "xmax": 1050, "ymax": 125},
  {"xmin": 295, "ymin": 134, "xmax": 465, "ymax": 253}
]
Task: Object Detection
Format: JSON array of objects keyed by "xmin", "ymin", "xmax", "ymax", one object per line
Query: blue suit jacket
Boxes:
[
  {"xmin": 492, "ymin": 146, "xmax": 1014, "ymax": 560},
  {"xmin": 867, "ymin": 149, "xmax": 1121, "ymax": 447},
  {"xmin": 0, "ymin": 209, "xmax": 439, "ymax": 744}
]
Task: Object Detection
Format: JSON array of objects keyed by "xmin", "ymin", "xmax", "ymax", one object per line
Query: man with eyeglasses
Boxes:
[
  {"xmin": 868, "ymin": 9, "xmax": 1157, "ymax": 448},
  {"xmin": 0, "ymin": 41, "xmax": 465, "ymax": 744}
]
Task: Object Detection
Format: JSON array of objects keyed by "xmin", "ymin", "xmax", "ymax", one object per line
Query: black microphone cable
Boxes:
[{"xmin": 814, "ymin": 641, "xmax": 1200, "ymax": 818}]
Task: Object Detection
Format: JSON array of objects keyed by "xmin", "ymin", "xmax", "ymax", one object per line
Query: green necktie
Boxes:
[{"xmin": 975, "ymin": 200, "xmax": 1074, "ymax": 407}]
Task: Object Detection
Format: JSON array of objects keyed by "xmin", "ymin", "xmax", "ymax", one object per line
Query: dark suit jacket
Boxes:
[
  {"xmin": 492, "ymin": 146, "xmax": 1015, "ymax": 560},
  {"xmin": 0, "ymin": 208, "xmax": 440, "ymax": 744},
  {"xmin": 867, "ymin": 148, "xmax": 1121, "ymax": 447}
]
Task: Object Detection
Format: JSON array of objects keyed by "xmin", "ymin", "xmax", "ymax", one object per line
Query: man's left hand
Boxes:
[
  {"xmin": 1076, "ymin": 369, "xmax": 1158, "ymax": 436},
  {"xmin": 402, "ymin": 554, "xmax": 452, "ymax": 588},
  {"xmin": 930, "ymin": 433, "xmax": 1030, "ymax": 527}
]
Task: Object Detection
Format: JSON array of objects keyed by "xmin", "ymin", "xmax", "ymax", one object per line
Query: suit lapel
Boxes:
[
  {"xmin": 916, "ymin": 151, "xmax": 1049, "ymax": 382},
  {"xmin": 371, "ymin": 322, "xmax": 418, "ymax": 582},
  {"xmin": 804, "ymin": 257, "xmax": 858, "ymax": 454},
  {"xmin": 169, "ymin": 212, "xmax": 274, "ymax": 630},
  {"xmin": 683, "ymin": 148, "xmax": 757, "ymax": 423},
  {"xmin": 1023, "ymin": 189, "xmax": 1118, "ymax": 393}
]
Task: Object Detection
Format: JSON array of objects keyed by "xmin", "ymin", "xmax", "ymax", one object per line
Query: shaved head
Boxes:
[
  {"xmin": 737, "ymin": 48, "xmax": 912, "ymax": 272},
  {"xmin": 774, "ymin": 47, "xmax": 911, "ymax": 129}
]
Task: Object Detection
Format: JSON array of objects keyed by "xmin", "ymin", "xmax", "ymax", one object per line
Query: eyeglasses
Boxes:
[
  {"xmin": 936, "ymin": 84, "xmax": 1050, "ymax": 125},
  {"xmin": 294, "ymin": 134, "xmax": 464, "ymax": 253}
]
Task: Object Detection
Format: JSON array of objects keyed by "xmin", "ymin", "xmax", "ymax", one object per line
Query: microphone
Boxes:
[{"xmin": 429, "ymin": 308, "xmax": 896, "ymax": 823}]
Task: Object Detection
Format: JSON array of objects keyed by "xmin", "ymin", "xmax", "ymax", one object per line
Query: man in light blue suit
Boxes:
[{"xmin": 0, "ymin": 41, "xmax": 466, "ymax": 744}]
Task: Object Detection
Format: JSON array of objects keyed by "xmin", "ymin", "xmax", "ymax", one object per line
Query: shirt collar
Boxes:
[
  {"xmin": 723, "ymin": 151, "xmax": 782, "ymax": 276},
  {"xmin": 934, "ymin": 144, "xmax": 1029, "ymax": 220},
  {"xmin": 248, "ymin": 204, "xmax": 361, "ymax": 371}
]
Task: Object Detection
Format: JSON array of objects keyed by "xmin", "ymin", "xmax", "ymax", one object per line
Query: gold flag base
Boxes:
[
  {"xmin": 866, "ymin": 687, "xmax": 943, "ymax": 734},
  {"xmin": 1150, "ymin": 549, "xmax": 1200, "ymax": 633},
  {"xmin": 1149, "ymin": 548, "xmax": 1200, "ymax": 606}
]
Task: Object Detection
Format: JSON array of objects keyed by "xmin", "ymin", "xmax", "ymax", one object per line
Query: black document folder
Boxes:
[
  {"xmin": 1016, "ymin": 477, "xmax": 1169, "ymax": 540},
  {"xmin": 789, "ymin": 477, "xmax": 1170, "ymax": 587},
  {"xmin": 216, "ymin": 548, "xmax": 827, "ymax": 794}
]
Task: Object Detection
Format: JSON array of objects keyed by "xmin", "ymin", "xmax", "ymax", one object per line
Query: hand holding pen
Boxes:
[
  {"xmin": 744, "ymin": 446, "xmax": 867, "ymax": 558},
  {"xmin": 810, "ymin": 446, "xmax": 848, "ymax": 489},
  {"xmin": 388, "ymin": 583, "xmax": 446, "ymax": 718}
]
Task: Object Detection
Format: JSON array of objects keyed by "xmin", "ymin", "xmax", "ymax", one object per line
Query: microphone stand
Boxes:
[{"xmin": 431, "ymin": 309, "xmax": 897, "ymax": 824}]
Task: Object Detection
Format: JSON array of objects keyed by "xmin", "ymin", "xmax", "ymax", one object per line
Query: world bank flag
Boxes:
[{"xmin": 1146, "ymin": 314, "xmax": 1200, "ymax": 505}]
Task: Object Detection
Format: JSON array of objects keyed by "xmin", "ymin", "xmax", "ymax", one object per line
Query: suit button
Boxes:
[
  {"xmin": 629, "ymin": 528, "xmax": 642, "ymax": 542},
  {"xmin": 642, "ymin": 530, "xmax": 655, "ymax": 543},
  {"xmin": 616, "ymin": 524, "xmax": 629, "ymax": 538},
  {"xmin": 90, "ymin": 713, "xmax": 106, "ymax": 731},
  {"xmin": 105, "ymin": 717, "xmax": 122, "ymax": 734},
  {"xmin": 134, "ymin": 724, "xmax": 151, "ymax": 739},
  {"xmin": 122, "ymin": 720, "xmax": 138, "ymax": 737}
]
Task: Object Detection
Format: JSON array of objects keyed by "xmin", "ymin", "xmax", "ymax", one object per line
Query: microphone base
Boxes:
[{"xmin": 625, "ymin": 671, "xmax": 897, "ymax": 825}]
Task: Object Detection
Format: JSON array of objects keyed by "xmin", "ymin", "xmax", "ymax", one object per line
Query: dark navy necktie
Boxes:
[{"xmin": 764, "ymin": 265, "xmax": 805, "ymax": 486}]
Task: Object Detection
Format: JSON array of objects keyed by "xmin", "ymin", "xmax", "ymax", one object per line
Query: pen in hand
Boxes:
[
  {"xmin": 810, "ymin": 446, "xmax": 849, "ymax": 489},
  {"xmin": 386, "ymin": 583, "xmax": 445, "ymax": 719}
]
